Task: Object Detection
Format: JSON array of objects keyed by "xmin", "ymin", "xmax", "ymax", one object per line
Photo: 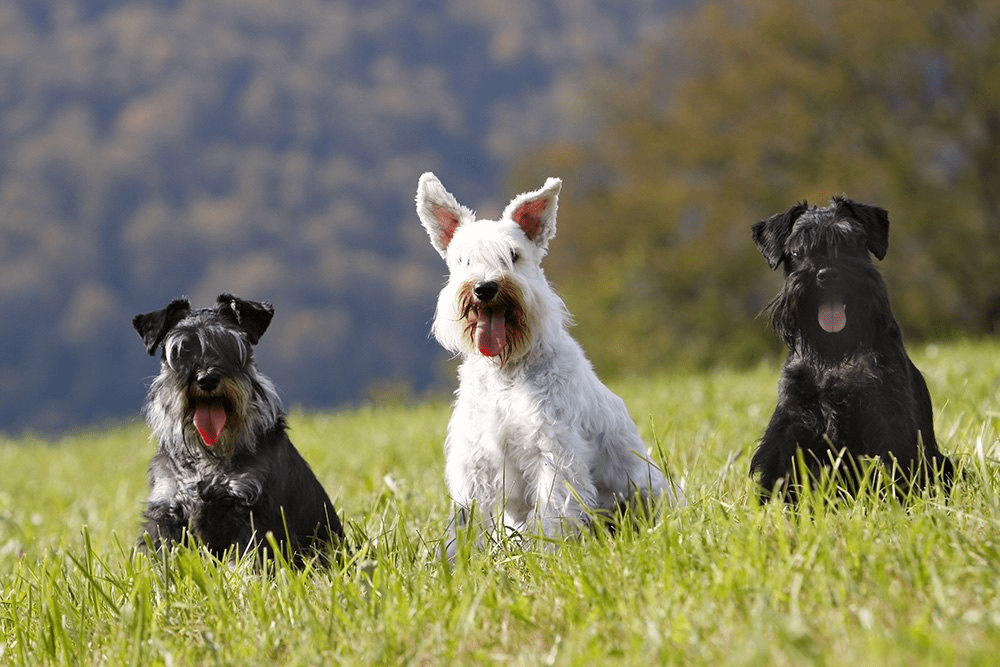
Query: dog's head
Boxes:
[
  {"xmin": 416, "ymin": 172, "xmax": 567, "ymax": 365},
  {"xmin": 133, "ymin": 294, "xmax": 279, "ymax": 455},
  {"xmin": 752, "ymin": 197, "xmax": 892, "ymax": 355}
]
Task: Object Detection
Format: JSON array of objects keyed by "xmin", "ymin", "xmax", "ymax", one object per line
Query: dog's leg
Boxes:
[
  {"xmin": 443, "ymin": 467, "xmax": 494, "ymax": 561},
  {"xmin": 442, "ymin": 406, "xmax": 512, "ymax": 557},
  {"xmin": 752, "ymin": 407, "xmax": 804, "ymax": 501},
  {"xmin": 138, "ymin": 456, "xmax": 191, "ymax": 549},
  {"xmin": 443, "ymin": 504, "xmax": 469, "ymax": 563},
  {"xmin": 907, "ymin": 360, "xmax": 955, "ymax": 489},
  {"xmin": 263, "ymin": 434, "xmax": 344, "ymax": 558},
  {"xmin": 859, "ymin": 362, "xmax": 953, "ymax": 496},
  {"xmin": 527, "ymin": 438, "xmax": 597, "ymax": 541},
  {"xmin": 140, "ymin": 502, "xmax": 188, "ymax": 550},
  {"xmin": 194, "ymin": 476, "xmax": 260, "ymax": 559},
  {"xmin": 753, "ymin": 403, "xmax": 838, "ymax": 502}
]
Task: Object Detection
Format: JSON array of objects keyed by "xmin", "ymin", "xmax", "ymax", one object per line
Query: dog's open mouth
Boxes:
[
  {"xmin": 460, "ymin": 284, "xmax": 523, "ymax": 359},
  {"xmin": 193, "ymin": 399, "xmax": 229, "ymax": 447},
  {"xmin": 818, "ymin": 299, "xmax": 847, "ymax": 333},
  {"xmin": 475, "ymin": 311, "xmax": 506, "ymax": 357}
]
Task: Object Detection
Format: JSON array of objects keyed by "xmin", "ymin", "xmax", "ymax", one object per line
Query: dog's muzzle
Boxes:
[
  {"xmin": 474, "ymin": 280, "xmax": 499, "ymax": 302},
  {"xmin": 816, "ymin": 267, "xmax": 839, "ymax": 287},
  {"xmin": 196, "ymin": 370, "xmax": 221, "ymax": 393},
  {"xmin": 468, "ymin": 280, "xmax": 507, "ymax": 358}
]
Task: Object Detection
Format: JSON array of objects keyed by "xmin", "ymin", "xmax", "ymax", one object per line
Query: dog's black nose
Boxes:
[
  {"xmin": 196, "ymin": 371, "xmax": 220, "ymax": 393},
  {"xmin": 474, "ymin": 281, "xmax": 499, "ymax": 302},
  {"xmin": 817, "ymin": 268, "xmax": 839, "ymax": 286}
]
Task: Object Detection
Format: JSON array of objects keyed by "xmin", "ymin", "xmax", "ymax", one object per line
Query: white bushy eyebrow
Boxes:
[{"xmin": 449, "ymin": 226, "xmax": 528, "ymax": 273}]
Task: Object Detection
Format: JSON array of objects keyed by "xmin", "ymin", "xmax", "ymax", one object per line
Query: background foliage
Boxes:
[
  {"xmin": 516, "ymin": 0, "xmax": 1000, "ymax": 374},
  {"xmin": 0, "ymin": 0, "xmax": 678, "ymax": 434}
]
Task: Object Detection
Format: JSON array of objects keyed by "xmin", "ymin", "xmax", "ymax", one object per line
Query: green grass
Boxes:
[{"xmin": 2, "ymin": 338, "xmax": 1000, "ymax": 665}]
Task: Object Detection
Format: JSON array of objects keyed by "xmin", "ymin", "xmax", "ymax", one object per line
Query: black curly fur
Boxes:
[{"xmin": 750, "ymin": 199, "xmax": 954, "ymax": 502}]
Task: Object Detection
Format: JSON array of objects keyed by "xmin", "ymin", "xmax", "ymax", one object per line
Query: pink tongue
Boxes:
[
  {"xmin": 818, "ymin": 301, "xmax": 847, "ymax": 333},
  {"xmin": 194, "ymin": 404, "xmax": 227, "ymax": 447},
  {"xmin": 477, "ymin": 313, "xmax": 506, "ymax": 357}
]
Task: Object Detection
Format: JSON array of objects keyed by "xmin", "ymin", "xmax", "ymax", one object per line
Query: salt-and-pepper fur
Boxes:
[
  {"xmin": 417, "ymin": 173, "xmax": 680, "ymax": 555},
  {"xmin": 133, "ymin": 294, "xmax": 343, "ymax": 564}
]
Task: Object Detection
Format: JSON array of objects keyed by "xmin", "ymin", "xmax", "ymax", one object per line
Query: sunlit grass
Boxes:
[{"xmin": 1, "ymin": 338, "xmax": 999, "ymax": 665}]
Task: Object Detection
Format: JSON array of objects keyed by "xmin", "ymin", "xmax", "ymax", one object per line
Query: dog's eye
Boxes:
[
  {"xmin": 167, "ymin": 341, "xmax": 185, "ymax": 368},
  {"xmin": 167, "ymin": 335, "xmax": 201, "ymax": 368},
  {"xmin": 510, "ymin": 250, "xmax": 520, "ymax": 264}
]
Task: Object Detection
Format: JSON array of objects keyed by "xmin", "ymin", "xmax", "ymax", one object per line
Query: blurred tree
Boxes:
[{"xmin": 513, "ymin": 0, "xmax": 1000, "ymax": 376}]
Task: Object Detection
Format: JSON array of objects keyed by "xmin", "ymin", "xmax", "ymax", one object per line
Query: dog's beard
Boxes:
[
  {"xmin": 185, "ymin": 378, "xmax": 251, "ymax": 457},
  {"xmin": 457, "ymin": 281, "xmax": 529, "ymax": 364},
  {"xmin": 771, "ymin": 265, "xmax": 858, "ymax": 337},
  {"xmin": 771, "ymin": 274, "xmax": 894, "ymax": 363},
  {"xmin": 146, "ymin": 371, "xmax": 277, "ymax": 461}
]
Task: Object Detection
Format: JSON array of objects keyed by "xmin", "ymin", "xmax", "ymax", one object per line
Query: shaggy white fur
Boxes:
[{"xmin": 416, "ymin": 172, "xmax": 681, "ymax": 557}]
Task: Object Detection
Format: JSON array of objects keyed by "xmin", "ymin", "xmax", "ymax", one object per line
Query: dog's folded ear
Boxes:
[
  {"xmin": 834, "ymin": 197, "xmax": 889, "ymax": 260},
  {"xmin": 216, "ymin": 294, "xmax": 275, "ymax": 344},
  {"xmin": 752, "ymin": 202, "xmax": 809, "ymax": 270},
  {"xmin": 133, "ymin": 299, "xmax": 191, "ymax": 355},
  {"xmin": 503, "ymin": 177, "xmax": 561, "ymax": 251},
  {"xmin": 416, "ymin": 172, "xmax": 476, "ymax": 258}
]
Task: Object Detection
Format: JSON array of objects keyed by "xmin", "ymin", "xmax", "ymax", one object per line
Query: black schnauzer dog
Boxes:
[
  {"xmin": 750, "ymin": 197, "xmax": 954, "ymax": 502},
  {"xmin": 133, "ymin": 294, "xmax": 343, "ymax": 563}
]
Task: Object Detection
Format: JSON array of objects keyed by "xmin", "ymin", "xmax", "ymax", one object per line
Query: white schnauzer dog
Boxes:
[
  {"xmin": 416, "ymin": 173, "xmax": 680, "ymax": 555},
  {"xmin": 133, "ymin": 294, "xmax": 343, "ymax": 565}
]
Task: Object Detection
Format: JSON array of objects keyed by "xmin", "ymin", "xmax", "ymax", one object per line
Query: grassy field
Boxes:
[{"xmin": 1, "ymin": 338, "xmax": 999, "ymax": 665}]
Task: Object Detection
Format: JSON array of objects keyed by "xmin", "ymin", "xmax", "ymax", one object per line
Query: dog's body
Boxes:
[
  {"xmin": 133, "ymin": 294, "xmax": 343, "ymax": 562},
  {"xmin": 751, "ymin": 198, "xmax": 954, "ymax": 501},
  {"xmin": 416, "ymin": 173, "xmax": 678, "ymax": 553}
]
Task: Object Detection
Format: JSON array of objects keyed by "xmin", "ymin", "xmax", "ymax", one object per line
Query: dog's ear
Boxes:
[
  {"xmin": 503, "ymin": 177, "xmax": 561, "ymax": 251},
  {"xmin": 133, "ymin": 298, "xmax": 191, "ymax": 355},
  {"xmin": 415, "ymin": 172, "xmax": 476, "ymax": 258},
  {"xmin": 752, "ymin": 202, "xmax": 809, "ymax": 270},
  {"xmin": 216, "ymin": 294, "xmax": 275, "ymax": 344},
  {"xmin": 834, "ymin": 197, "xmax": 889, "ymax": 260}
]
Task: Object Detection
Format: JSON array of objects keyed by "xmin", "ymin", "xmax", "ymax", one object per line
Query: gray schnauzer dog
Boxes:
[
  {"xmin": 751, "ymin": 198, "xmax": 954, "ymax": 502},
  {"xmin": 133, "ymin": 294, "xmax": 343, "ymax": 563}
]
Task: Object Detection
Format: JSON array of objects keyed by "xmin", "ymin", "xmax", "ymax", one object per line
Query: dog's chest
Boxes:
[
  {"xmin": 785, "ymin": 356, "xmax": 886, "ymax": 445},
  {"xmin": 148, "ymin": 457, "xmax": 202, "ymax": 515},
  {"xmin": 451, "ymin": 357, "xmax": 579, "ymax": 453},
  {"xmin": 150, "ymin": 447, "xmax": 247, "ymax": 511},
  {"xmin": 456, "ymin": 374, "xmax": 543, "ymax": 442}
]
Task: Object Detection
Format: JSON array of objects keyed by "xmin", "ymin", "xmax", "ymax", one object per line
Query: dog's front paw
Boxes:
[
  {"xmin": 227, "ymin": 476, "xmax": 262, "ymax": 506},
  {"xmin": 197, "ymin": 476, "xmax": 232, "ymax": 502},
  {"xmin": 139, "ymin": 503, "xmax": 188, "ymax": 549},
  {"xmin": 197, "ymin": 475, "xmax": 262, "ymax": 510}
]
